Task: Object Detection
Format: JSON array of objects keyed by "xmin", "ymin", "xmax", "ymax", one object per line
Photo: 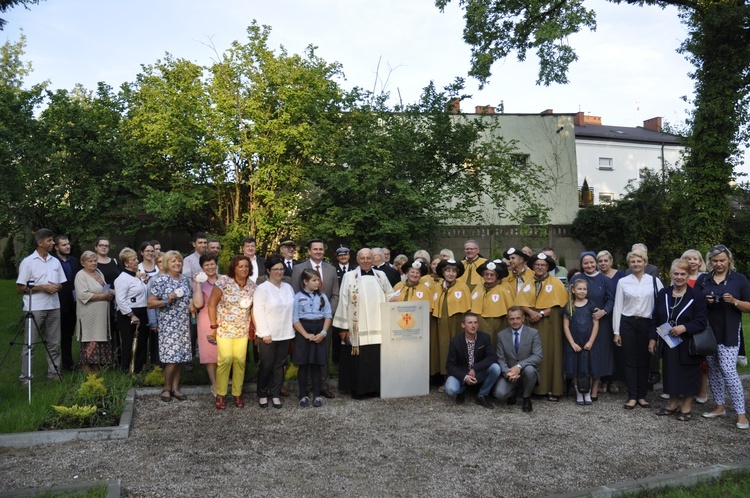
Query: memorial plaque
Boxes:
[{"xmin": 380, "ymin": 301, "xmax": 430, "ymax": 398}]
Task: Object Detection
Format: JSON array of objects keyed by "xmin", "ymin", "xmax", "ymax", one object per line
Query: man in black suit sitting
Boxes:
[{"xmin": 445, "ymin": 313, "xmax": 501, "ymax": 408}]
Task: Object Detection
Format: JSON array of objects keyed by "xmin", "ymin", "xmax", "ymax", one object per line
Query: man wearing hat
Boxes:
[
  {"xmin": 335, "ymin": 245, "xmax": 357, "ymax": 283},
  {"xmin": 291, "ymin": 238, "xmax": 340, "ymax": 398},
  {"xmin": 515, "ymin": 252, "xmax": 568, "ymax": 401},
  {"xmin": 431, "ymin": 259, "xmax": 472, "ymax": 385},
  {"xmin": 503, "ymin": 247, "xmax": 535, "ymax": 300},
  {"xmin": 279, "ymin": 237, "xmax": 298, "ymax": 278},
  {"xmin": 457, "ymin": 239, "xmax": 487, "ymax": 293},
  {"xmin": 471, "ymin": 259, "xmax": 514, "ymax": 348}
]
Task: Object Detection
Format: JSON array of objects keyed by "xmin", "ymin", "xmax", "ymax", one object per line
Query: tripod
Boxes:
[{"xmin": 0, "ymin": 282, "xmax": 62, "ymax": 404}]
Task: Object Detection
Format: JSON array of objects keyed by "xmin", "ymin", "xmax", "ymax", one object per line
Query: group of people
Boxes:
[{"xmin": 15, "ymin": 229, "xmax": 749, "ymax": 429}]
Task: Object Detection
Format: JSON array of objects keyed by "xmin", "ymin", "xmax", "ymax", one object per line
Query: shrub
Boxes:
[
  {"xmin": 75, "ymin": 373, "xmax": 107, "ymax": 405},
  {"xmin": 143, "ymin": 366, "xmax": 165, "ymax": 386},
  {"xmin": 51, "ymin": 404, "xmax": 97, "ymax": 427}
]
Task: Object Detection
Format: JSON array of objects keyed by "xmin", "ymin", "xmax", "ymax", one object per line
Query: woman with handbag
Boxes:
[
  {"xmin": 648, "ymin": 259, "xmax": 707, "ymax": 421},
  {"xmin": 697, "ymin": 245, "xmax": 750, "ymax": 429}
]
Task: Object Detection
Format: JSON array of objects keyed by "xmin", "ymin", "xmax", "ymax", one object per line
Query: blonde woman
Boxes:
[{"xmin": 114, "ymin": 247, "xmax": 149, "ymax": 372}]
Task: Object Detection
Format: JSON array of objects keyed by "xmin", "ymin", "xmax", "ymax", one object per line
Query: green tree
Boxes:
[
  {"xmin": 0, "ymin": 34, "xmax": 46, "ymax": 236},
  {"xmin": 437, "ymin": 0, "xmax": 750, "ymax": 248},
  {"xmin": 121, "ymin": 54, "xmax": 218, "ymax": 234},
  {"xmin": 207, "ymin": 22, "xmax": 346, "ymax": 253}
]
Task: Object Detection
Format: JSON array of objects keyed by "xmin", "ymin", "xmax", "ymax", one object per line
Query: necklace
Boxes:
[{"xmin": 669, "ymin": 293, "xmax": 684, "ymax": 311}]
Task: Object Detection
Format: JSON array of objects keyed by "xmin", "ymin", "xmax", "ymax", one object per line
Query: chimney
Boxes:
[
  {"xmin": 573, "ymin": 112, "xmax": 602, "ymax": 126},
  {"xmin": 446, "ymin": 98, "xmax": 460, "ymax": 114},
  {"xmin": 475, "ymin": 105, "xmax": 496, "ymax": 115},
  {"xmin": 643, "ymin": 117, "xmax": 662, "ymax": 132},
  {"xmin": 540, "ymin": 109, "xmax": 554, "ymax": 115}
]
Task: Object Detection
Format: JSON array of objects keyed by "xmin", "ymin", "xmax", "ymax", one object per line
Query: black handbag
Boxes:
[{"xmin": 689, "ymin": 323, "xmax": 718, "ymax": 356}]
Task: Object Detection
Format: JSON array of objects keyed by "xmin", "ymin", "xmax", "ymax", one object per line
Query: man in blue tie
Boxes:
[
  {"xmin": 493, "ymin": 306, "xmax": 543, "ymax": 412},
  {"xmin": 445, "ymin": 313, "xmax": 501, "ymax": 408}
]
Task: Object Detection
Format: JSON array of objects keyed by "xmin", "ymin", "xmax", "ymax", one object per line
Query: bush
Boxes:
[
  {"xmin": 0, "ymin": 234, "xmax": 17, "ymax": 279},
  {"xmin": 51, "ymin": 404, "xmax": 98, "ymax": 427}
]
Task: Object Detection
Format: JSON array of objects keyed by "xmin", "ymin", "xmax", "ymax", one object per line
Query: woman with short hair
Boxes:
[
  {"xmin": 431, "ymin": 259, "xmax": 471, "ymax": 383},
  {"xmin": 649, "ymin": 259, "xmax": 707, "ymax": 421},
  {"xmin": 697, "ymin": 245, "xmax": 750, "ymax": 429},
  {"xmin": 253, "ymin": 254, "xmax": 295, "ymax": 409},
  {"xmin": 197, "ymin": 251, "xmax": 222, "ymax": 397},
  {"xmin": 208, "ymin": 255, "xmax": 255, "ymax": 409},
  {"xmin": 74, "ymin": 251, "xmax": 115, "ymax": 373},
  {"xmin": 613, "ymin": 250, "xmax": 663, "ymax": 409},
  {"xmin": 114, "ymin": 247, "xmax": 150, "ymax": 372},
  {"xmin": 393, "ymin": 259, "xmax": 431, "ymax": 302},
  {"xmin": 148, "ymin": 250, "xmax": 203, "ymax": 402},
  {"xmin": 471, "ymin": 259, "xmax": 512, "ymax": 348}
]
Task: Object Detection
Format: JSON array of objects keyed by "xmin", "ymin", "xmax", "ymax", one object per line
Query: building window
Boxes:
[
  {"xmin": 598, "ymin": 157, "xmax": 613, "ymax": 171},
  {"xmin": 599, "ymin": 192, "xmax": 615, "ymax": 204},
  {"xmin": 511, "ymin": 154, "xmax": 530, "ymax": 169}
]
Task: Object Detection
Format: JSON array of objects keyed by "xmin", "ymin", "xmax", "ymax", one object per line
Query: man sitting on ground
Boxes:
[
  {"xmin": 493, "ymin": 306, "xmax": 543, "ymax": 412},
  {"xmin": 445, "ymin": 312, "xmax": 501, "ymax": 408}
]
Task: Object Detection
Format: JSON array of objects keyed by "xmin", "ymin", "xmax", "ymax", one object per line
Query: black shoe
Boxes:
[
  {"xmin": 455, "ymin": 392, "xmax": 466, "ymax": 405},
  {"xmin": 476, "ymin": 395, "xmax": 494, "ymax": 409},
  {"xmin": 522, "ymin": 397, "xmax": 533, "ymax": 412},
  {"xmin": 506, "ymin": 395, "xmax": 517, "ymax": 406}
]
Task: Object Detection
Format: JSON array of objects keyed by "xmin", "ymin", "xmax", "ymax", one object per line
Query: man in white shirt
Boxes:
[
  {"xmin": 242, "ymin": 237, "xmax": 265, "ymax": 284},
  {"xmin": 16, "ymin": 228, "xmax": 67, "ymax": 382},
  {"xmin": 182, "ymin": 232, "xmax": 208, "ymax": 278}
]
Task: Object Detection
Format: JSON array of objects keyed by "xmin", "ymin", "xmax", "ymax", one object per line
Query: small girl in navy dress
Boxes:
[
  {"xmin": 292, "ymin": 268, "xmax": 332, "ymax": 408},
  {"xmin": 563, "ymin": 279, "xmax": 599, "ymax": 405}
]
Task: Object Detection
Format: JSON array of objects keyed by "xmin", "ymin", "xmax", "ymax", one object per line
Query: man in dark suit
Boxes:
[
  {"xmin": 445, "ymin": 312, "xmax": 501, "ymax": 408},
  {"xmin": 52, "ymin": 235, "xmax": 80, "ymax": 372},
  {"xmin": 291, "ymin": 238, "xmax": 340, "ymax": 398},
  {"xmin": 335, "ymin": 245, "xmax": 357, "ymax": 283},
  {"xmin": 493, "ymin": 306, "xmax": 543, "ymax": 412},
  {"xmin": 333, "ymin": 244, "xmax": 356, "ymax": 364},
  {"xmin": 241, "ymin": 237, "xmax": 265, "ymax": 284},
  {"xmin": 372, "ymin": 247, "xmax": 401, "ymax": 288},
  {"xmin": 279, "ymin": 237, "xmax": 298, "ymax": 278}
]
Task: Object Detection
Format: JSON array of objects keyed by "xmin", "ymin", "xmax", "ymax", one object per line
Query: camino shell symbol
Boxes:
[{"xmin": 398, "ymin": 312, "xmax": 414, "ymax": 329}]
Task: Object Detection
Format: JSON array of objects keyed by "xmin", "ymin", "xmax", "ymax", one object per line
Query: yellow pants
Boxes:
[{"xmin": 216, "ymin": 336, "xmax": 248, "ymax": 397}]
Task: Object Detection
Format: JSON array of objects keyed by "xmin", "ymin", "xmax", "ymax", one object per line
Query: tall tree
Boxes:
[
  {"xmin": 437, "ymin": 0, "xmax": 750, "ymax": 247},
  {"xmin": 0, "ymin": 1, "xmax": 42, "ymax": 30},
  {"xmin": 207, "ymin": 22, "xmax": 346, "ymax": 252}
]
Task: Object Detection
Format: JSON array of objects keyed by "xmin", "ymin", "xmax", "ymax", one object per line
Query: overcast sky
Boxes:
[{"xmin": 7, "ymin": 0, "xmax": 738, "ymax": 170}]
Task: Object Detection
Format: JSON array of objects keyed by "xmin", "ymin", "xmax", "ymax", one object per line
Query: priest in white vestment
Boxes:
[{"xmin": 334, "ymin": 248, "xmax": 394, "ymax": 397}]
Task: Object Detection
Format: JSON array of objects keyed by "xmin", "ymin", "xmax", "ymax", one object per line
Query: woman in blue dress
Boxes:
[
  {"xmin": 148, "ymin": 250, "xmax": 202, "ymax": 403},
  {"xmin": 570, "ymin": 251, "xmax": 615, "ymax": 400}
]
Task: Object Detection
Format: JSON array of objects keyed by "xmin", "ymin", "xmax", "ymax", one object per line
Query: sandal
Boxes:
[
  {"xmin": 676, "ymin": 411, "xmax": 692, "ymax": 422},
  {"xmin": 215, "ymin": 395, "xmax": 226, "ymax": 410},
  {"xmin": 160, "ymin": 389, "xmax": 172, "ymax": 403},
  {"xmin": 656, "ymin": 407, "xmax": 679, "ymax": 416},
  {"xmin": 547, "ymin": 395, "xmax": 559, "ymax": 402},
  {"xmin": 171, "ymin": 390, "xmax": 187, "ymax": 401}
]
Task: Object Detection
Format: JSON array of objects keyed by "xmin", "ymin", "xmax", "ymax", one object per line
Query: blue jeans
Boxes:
[{"xmin": 445, "ymin": 363, "xmax": 501, "ymax": 398}]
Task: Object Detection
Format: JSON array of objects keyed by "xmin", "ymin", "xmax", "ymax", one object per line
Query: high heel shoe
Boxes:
[{"xmin": 234, "ymin": 395, "xmax": 245, "ymax": 408}]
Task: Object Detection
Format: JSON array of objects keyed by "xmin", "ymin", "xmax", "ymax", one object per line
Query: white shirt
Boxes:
[
  {"xmin": 17, "ymin": 250, "xmax": 66, "ymax": 311},
  {"xmin": 612, "ymin": 274, "xmax": 663, "ymax": 334},
  {"xmin": 249, "ymin": 257, "xmax": 259, "ymax": 284},
  {"xmin": 252, "ymin": 281, "xmax": 295, "ymax": 340},
  {"xmin": 114, "ymin": 271, "xmax": 149, "ymax": 315},
  {"xmin": 182, "ymin": 252, "xmax": 202, "ymax": 278}
]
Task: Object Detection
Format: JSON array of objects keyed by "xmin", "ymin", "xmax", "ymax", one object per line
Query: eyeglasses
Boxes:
[
  {"xmin": 97, "ymin": 244, "xmax": 109, "ymax": 248},
  {"xmin": 709, "ymin": 245, "xmax": 728, "ymax": 253},
  {"xmin": 269, "ymin": 267, "xmax": 285, "ymax": 272}
]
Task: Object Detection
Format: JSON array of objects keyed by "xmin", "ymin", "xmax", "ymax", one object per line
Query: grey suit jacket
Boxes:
[
  {"xmin": 291, "ymin": 260, "xmax": 340, "ymax": 313},
  {"xmin": 496, "ymin": 325, "xmax": 543, "ymax": 379}
]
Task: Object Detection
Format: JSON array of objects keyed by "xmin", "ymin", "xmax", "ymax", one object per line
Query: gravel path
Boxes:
[{"xmin": 0, "ymin": 384, "xmax": 748, "ymax": 497}]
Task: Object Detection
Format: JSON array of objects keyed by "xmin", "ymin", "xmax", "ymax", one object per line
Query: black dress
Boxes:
[{"xmin": 650, "ymin": 286, "xmax": 708, "ymax": 396}]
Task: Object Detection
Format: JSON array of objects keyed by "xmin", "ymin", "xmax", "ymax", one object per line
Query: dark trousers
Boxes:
[
  {"xmin": 620, "ymin": 316, "xmax": 651, "ymax": 400},
  {"xmin": 109, "ymin": 302, "xmax": 120, "ymax": 366},
  {"xmin": 257, "ymin": 339, "xmax": 291, "ymax": 397},
  {"xmin": 148, "ymin": 327, "xmax": 160, "ymax": 366},
  {"xmin": 59, "ymin": 308, "xmax": 77, "ymax": 370},
  {"xmin": 298, "ymin": 364, "xmax": 322, "ymax": 400},
  {"xmin": 117, "ymin": 307, "xmax": 149, "ymax": 373}
]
